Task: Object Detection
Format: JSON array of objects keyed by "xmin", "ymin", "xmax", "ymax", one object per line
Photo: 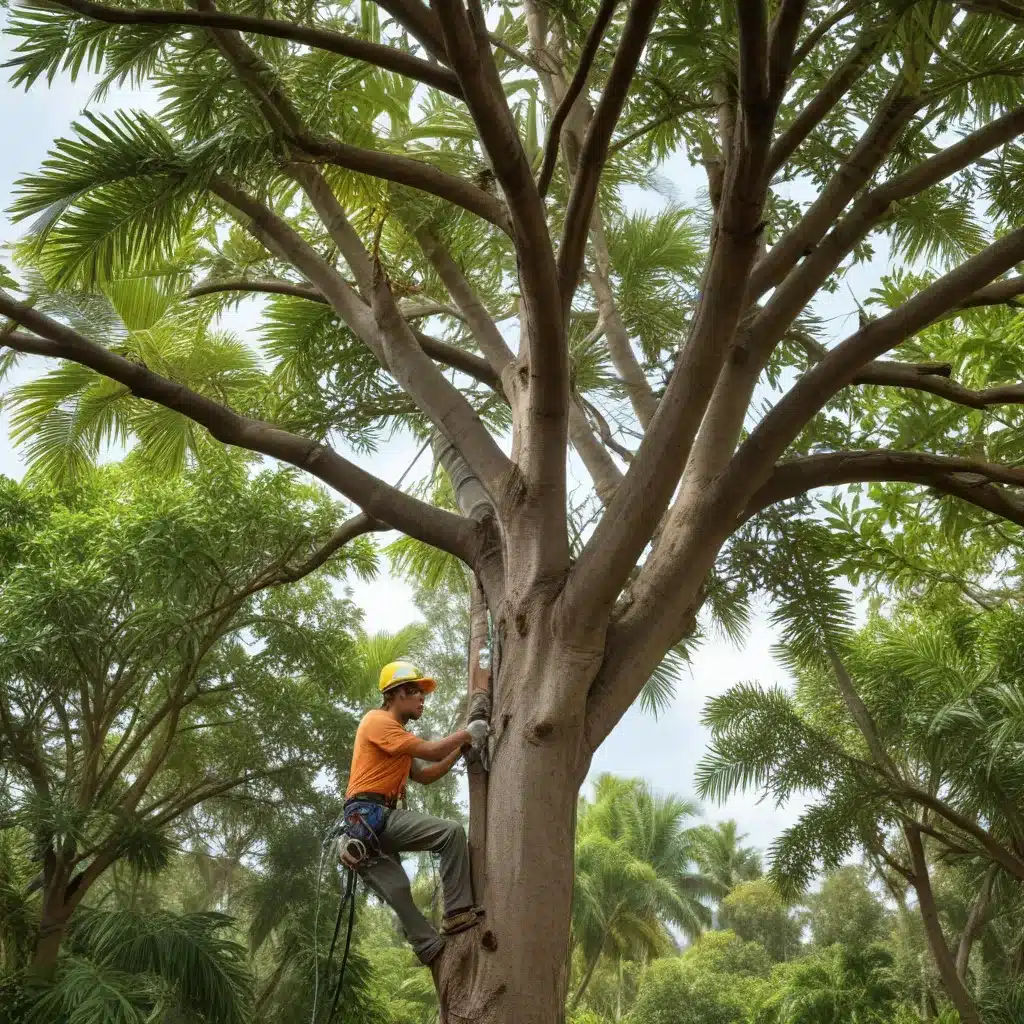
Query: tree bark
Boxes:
[{"xmin": 434, "ymin": 627, "xmax": 596, "ymax": 1024}]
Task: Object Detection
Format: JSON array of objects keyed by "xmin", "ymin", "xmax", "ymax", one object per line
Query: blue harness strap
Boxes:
[{"xmin": 341, "ymin": 799, "xmax": 388, "ymax": 852}]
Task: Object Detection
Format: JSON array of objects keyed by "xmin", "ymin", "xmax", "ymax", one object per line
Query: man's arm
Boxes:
[
  {"xmin": 402, "ymin": 729, "xmax": 471, "ymax": 763},
  {"xmin": 409, "ymin": 748, "xmax": 463, "ymax": 785}
]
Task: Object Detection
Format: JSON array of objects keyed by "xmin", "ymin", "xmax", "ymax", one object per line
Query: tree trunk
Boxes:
[
  {"xmin": 31, "ymin": 883, "xmax": 74, "ymax": 976},
  {"xmin": 434, "ymin": 632, "xmax": 596, "ymax": 1024},
  {"xmin": 905, "ymin": 826, "xmax": 982, "ymax": 1024}
]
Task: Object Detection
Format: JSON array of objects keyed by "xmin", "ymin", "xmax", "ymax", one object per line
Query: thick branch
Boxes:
[
  {"xmin": 431, "ymin": 0, "xmax": 568, "ymax": 548},
  {"xmin": 736, "ymin": 0, "xmax": 769, "ymax": 121},
  {"xmin": 752, "ymin": 84, "xmax": 922, "ymax": 298},
  {"xmin": 767, "ymin": 0, "xmax": 808, "ymax": 106},
  {"xmin": 0, "ymin": 292, "xmax": 481, "ymax": 563},
  {"xmin": 44, "ymin": 0, "xmax": 463, "ymax": 96},
  {"xmin": 956, "ymin": 864, "xmax": 997, "ymax": 982},
  {"xmin": 752, "ymin": 105, "xmax": 1024, "ymax": 357},
  {"xmin": 536, "ymin": 0, "xmax": 620, "ymax": 198},
  {"xmin": 742, "ymin": 450, "xmax": 1024, "ymax": 528},
  {"xmin": 557, "ymin": 0, "xmax": 662, "ymax": 309}
]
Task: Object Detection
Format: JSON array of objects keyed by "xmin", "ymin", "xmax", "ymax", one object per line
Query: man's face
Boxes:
[{"xmin": 389, "ymin": 683, "xmax": 427, "ymax": 721}]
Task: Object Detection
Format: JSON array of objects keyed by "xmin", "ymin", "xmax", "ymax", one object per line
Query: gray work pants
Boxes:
[{"xmin": 357, "ymin": 808, "xmax": 473, "ymax": 964}]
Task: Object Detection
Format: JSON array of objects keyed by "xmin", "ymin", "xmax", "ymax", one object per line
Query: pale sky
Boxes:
[{"xmin": 0, "ymin": 21, "xmax": 907, "ymax": 855}]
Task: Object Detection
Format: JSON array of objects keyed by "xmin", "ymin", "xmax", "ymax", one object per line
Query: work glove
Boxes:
[{"xmin": 466, "ymin": 719, "xmax": 490, "ymax": 749}]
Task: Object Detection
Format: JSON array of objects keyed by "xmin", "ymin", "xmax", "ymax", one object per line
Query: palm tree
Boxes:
[
  {"xmin": 758, "ymin": 944, "xmax": 898, "ymax": 1024},
  {"xmin": 570, "ymin": 776, "xmax": 721, "ymax": 1010},
  {"xmin": 693, "ymin": 820, "xmax": 762, "ymax": 894}
]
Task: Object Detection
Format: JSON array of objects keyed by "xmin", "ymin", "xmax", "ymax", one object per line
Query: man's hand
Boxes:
[{"xmin": 466, "ymin": 719, "xmax": 490, "ymax": 749}]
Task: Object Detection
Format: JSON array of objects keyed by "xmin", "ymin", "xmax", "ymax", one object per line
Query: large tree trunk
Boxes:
[{"xmin": 435, "ymin": 628, "xmax": 596, "ymax": 1024}]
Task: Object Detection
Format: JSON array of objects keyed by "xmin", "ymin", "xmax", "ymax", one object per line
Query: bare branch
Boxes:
[
  {"xmin": 43, "ymin": 0, "xmax": 463, "ymax": 95},
  {"xmin": 853, "ymin": 360, "xmax": 1024, "ymax": 409},
  {"xmin": 537, "ymin": 0, "xmax": 620, "ymax": 199},
  {"xmin": 557, "ymin": 0, "xmax": 662, "ymax": 310},
  {"xmin": 751, "ymin": 84, "xmax": 922, "ymax": 298},
  {"xmin": 569, "ymin": 401, "xmax": 624, "ymax": 505},
  {"xmin": 736, "ymin": 0, "xmax": 769, "ymax": 120},
  {"xmin": 415, "ymin": 227, "xmax": 515, "ymax": 377},
  {"xmin": 430, "ymin": 0, "xmax": 549, "ymax": 249},
  {"xmin": 188, "ymin": 278, "xmax": 324, "ymax": 302},
  {"xmin": 752, "ymin": 105, "xmax": 1024, "ymax": 353},
  {"xmin": 0, "ymin": 291, "xmax": 482, "ymax": 563},
  {"xmin": 185, "ymin": 272, "xmax": 501, "ymax": 387}
]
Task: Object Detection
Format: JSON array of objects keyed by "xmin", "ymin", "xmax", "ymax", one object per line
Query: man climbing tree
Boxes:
[
  {"xmin": 5, "ymin": 0, "xmax": 1024, "ymax": 1020},
  {"xmin": 341, "ymin": 660, "xmax": 488, "ymax": 964}
]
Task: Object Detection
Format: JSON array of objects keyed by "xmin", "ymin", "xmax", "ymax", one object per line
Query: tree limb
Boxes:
[
  {"xmin": 185, "ymin": 275, "xmax": 499, "ymax": 386},
  {"xmin": 42, "ymin": 0, "xmax": 464, "ymax": 96},
  {"xmin": 536, "ymin": 0, "xmax": 620, "ymax": 198},
  {"xmin": 767, "ymin": 23, "xmax": 887, "ymax": 177},
  {"xmin": 290, "ymin": 140, "xmax": 511, "ymax": 234},
  {"xmin": 752, "ymin": 104, "xmax": 1024, "ymax": 357},
  {"xmin": 369, "ymin": 255, "xmax": 515, "ymax": 500},
  {"xmin": 414, "ymin": 227, "xmax": 515, "ymax": 378},
  {"xmin": 956, "ymin": 863, "xmax": 998, "ymax": 982},
  {"xmin": 742, "ymin": 450, "xmax": 1024, "ymax": 528},
  {"xmin": 0, "ymin": 291, "xmax": 482, "ymax": 563},
  {"xmin": 750, "ymin": 84, "xmax": 922, "ymax": 298},
  {"xmin": 906, "ymin": 826, "xmax": 983, "ymax": 1023},
  {"xmin": 556, "ymin": 0, "xmax": 662, "ymax": 310},
  {"xmin": 767, "ymin": 0, "xmax": 808, "ymax": 106},
  {"xmin": 736, "ymin": 0, "xmax": 769, "ymax": 123}
]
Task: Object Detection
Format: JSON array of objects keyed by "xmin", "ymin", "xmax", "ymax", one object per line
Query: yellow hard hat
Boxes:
[{"xmin": 379, "ymin": 660, "xmax": 436, "ymax": 695}]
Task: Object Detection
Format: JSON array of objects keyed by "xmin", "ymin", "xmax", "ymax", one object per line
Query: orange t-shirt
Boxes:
[{"xmin": 346, "ymin": 709, "xmax": 421, "ymax": 801}]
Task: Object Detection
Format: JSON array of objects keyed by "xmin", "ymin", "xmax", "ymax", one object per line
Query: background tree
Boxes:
[
  {"xmin": 697, "ymin": 594, "xmax": 1024, "ymax": 1021},
  {"xmin": 718, "ymin": 879, "xmax": 802, "ymax": 963},
  {"xmin": 806, "ymin": 866, "xmax": 890, "ymax": 953},
  {"xmin": 7, "ymin": 0, "xmax": 1024, "ymax": 1018},
  {"xmin": 0, "ymin": 460, "xmax": 374, "ymax": 975},
  {"xmin": 571, "ymin": 775, "xmax": 718, "ymax": 1007}
]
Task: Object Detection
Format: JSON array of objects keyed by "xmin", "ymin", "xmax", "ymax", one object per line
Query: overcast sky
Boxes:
[{"xmin": 0, "ymin": 22, "xmax": 905, "ymax": 856}]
